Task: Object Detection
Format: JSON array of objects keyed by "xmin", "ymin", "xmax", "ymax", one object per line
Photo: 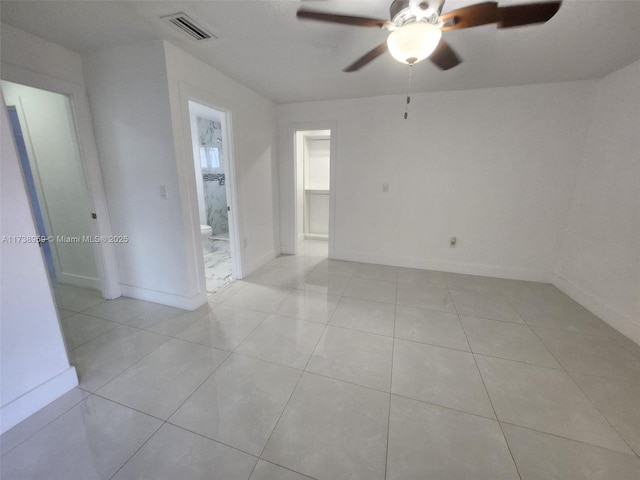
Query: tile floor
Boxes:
[
  {"xmin": 203, "ymin": 237, "xmax": 234, "ymax": 294},
  {"xmin": 2, "ymin": 240, "xmax": 640, "ymax": 479}
]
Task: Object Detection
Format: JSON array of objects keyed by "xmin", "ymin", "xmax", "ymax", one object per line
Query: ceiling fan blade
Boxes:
[
  {"xmin": 441, "ymin": 1, "xmax": 561, "ymax": 30},
  {"xmin": 440, "ymin": 2, "xmax": 498, "ymax": 31},
  {"xmin": 497, "ymin": 1, "xmax": 561, "ymax": 28},
  {"xmin": 297, "ymin": 9, "xmax": 389, "ymax": 28},
  {"xmin": 429, "ymin": 40, "xmax": 462, "ymax": 70},
  {"xmin": 343, "ymin": 43, "xmax": 388, "ymax": 72}
]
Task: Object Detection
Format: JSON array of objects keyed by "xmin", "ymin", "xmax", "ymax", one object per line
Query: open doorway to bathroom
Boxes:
[
  {"xmin": 189, "ymin": 101, "xmax": 239, "ymax": 294},
  {"xmin": 295, "ymin": 130, "xmax": 331, "ymax": 252}
]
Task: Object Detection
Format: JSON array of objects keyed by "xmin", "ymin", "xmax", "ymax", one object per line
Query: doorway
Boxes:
[
  {"xmin": 295, "ymin": 130, "xmax": 332, "ymax": 247},
  {"xmin": 188, "ymin": 101, "xmax": 239, "ymax": 294},
  {"xmin": 2, "ymin": 80, "xmax": 102, "ymax": 292}
]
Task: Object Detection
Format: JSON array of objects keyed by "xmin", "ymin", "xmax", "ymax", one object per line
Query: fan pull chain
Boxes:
[{"xmin": 404, "ymin": 62, "xmax": 414, "ymax": 120}]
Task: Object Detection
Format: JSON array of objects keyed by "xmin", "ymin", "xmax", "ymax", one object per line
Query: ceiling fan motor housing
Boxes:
[{"xmin": 390, "ymin": 0, "xmax": 444, "ymax": 25}]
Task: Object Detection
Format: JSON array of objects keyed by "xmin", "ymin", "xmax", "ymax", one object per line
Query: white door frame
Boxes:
[
  {"xmin": 285, "ymin": 122, "xmax": 337, "ymax": 257},
  {"xmin": 1, "ymin": 63, "xmax": 121, "ymax": 299},
  {"xmin": 176, "ymin": 81, "xmax": 243, "ymax": 301}
]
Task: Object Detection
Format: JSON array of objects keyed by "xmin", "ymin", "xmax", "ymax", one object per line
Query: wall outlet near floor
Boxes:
[
  {"xmin": 450, "ymin": 237, "xmax": 457, "ymax": 247},
  {"xmin": 159, "ymin": 185, "xmax": 168, "ymax": 200},
  {"xmin": 243, "ymin": 238, "xmax": 248, "ymax": 248},
  {"xmin": 382, "ymin": 182, "xmax": 389, "ymax": 192}
]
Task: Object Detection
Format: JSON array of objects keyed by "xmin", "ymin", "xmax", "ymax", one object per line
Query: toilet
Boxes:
[{"xmin": 200, "ymin": 224, "xmax": 212, "ymax": 242}]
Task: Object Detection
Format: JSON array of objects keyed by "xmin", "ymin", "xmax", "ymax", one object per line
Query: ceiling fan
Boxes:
[{"xmin": 297, "ymin": 0, "xmax": 562, "ymax": 72}]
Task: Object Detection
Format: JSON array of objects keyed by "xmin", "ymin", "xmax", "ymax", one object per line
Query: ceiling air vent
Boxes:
[{"xmin": 162, "ymin": 13, "xmax": 217, "ymax": 41}]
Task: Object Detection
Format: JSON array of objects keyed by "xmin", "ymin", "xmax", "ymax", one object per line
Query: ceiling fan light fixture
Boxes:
[{"xmin": 386, "ymin": 22, "xmax": 442, "ymax": 64}]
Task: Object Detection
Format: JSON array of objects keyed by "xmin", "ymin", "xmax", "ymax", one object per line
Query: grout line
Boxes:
[
  {"xmin": 0, "ymin": 390, "xmax": 89, "ymax": 458},
  {"xmin": 107, "ymin": 420, "xmax": 174, "ymax": 480},
  {"xmin": 384, "ymin": 300, "xmax": 398, "ymax": 480},
  {"xmin": 449, "ymin": 285, "xmax": 523, "ymax": 480},
  {"xmin": 254, "ymin": 327, "xmax": 327, "ymax": 460},
  {"xmin": 253, "ymin": 296, "xmax": 335, "ymax": 461},
  {"xmin": 528, "ymin": 326, "xmax": 639, "ymax": 458},
  {"xmin": 160, "ymin": 309, "xmax": 273, "ymax": 422},
  {"xmin": 498, "ymin": 420, "xmax": 640, "ymax": 459},
  {"xmin": 250, "ymin": 459, "xmax": 319, "ymax": 480}
]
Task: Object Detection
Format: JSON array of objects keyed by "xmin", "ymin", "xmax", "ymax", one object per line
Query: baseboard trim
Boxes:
[
  {"xmin": 552, "ymin": 274, "xmax": 640, "ymax": 346},
  {"xmin": 58, "ymin": 272, "xmax": 101, "ymax": 291},
  {"xmin": 119, "ymin": 284, "xmax": 203, "ymax": 310},
  {"xmin": 0, "ymin": 366, "xmax": 78, "ymax": 434},
  {"xmin": 331, "ymin": 250, "xmax": 551, "ymax": 283},
  {"xmin": 242, "ymin": 249, "xmax": 277, "ymax": 278}
]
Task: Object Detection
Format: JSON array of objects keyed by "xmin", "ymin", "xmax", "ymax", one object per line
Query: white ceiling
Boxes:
[{"xmin": 2, "ymin": 0, "xmax": 640, "ymax": 104}]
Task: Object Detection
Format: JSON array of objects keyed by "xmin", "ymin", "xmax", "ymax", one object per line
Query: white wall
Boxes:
[
  {"xmin": 1, "ymin": 23, "xmax": 122, "ymax": 301},
  {"xmin": 279, "ymin": 81, "xmax": 596, "ymax": 281},
  {"xmin": 163, "ymin": 41, "xmax": 279, "ymax": 277},
  {"xmin": 0, "ymin": 94, "xmax": 78, "ymax": 434},
  {"xmin": 83, "ymin": 40, "xmax": 279, "ymax": 306},
  {"xmin": 0, "ymin": 23, "xmax": 84, "ymax": 86},
  {"xmin": 554, "ymin": 60, "xmax": 640, "ymax": 345},
  {"xmin": 1, "ymin": 81, "xmax": 100, "ymax": 288},
  {"xmin": 82, "ymin": 41, "xmax": 197, "ymax": 308}
]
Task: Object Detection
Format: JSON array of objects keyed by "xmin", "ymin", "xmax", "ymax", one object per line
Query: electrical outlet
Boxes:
[
  {"xmin": 450, "ymin": 237, "xmax": 457, "ymax": 247},
  {"xmin": 382, "ymin": 183, "xmax": 389, "ymax": 192},
  {"xmin": 243, "ymin": 238, "xmax": 248, "ymax": 249},
  {"xmin": 159, "ymin": 185, "xmax": 168, "ymax": 200}
]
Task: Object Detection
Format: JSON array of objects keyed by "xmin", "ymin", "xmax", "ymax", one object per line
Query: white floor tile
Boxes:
[
  {"xmin": 395, "ymin": 305, "xmax": 469, "ymax": 350},
  {"xmin": 222, "ymin": 283, "xmax": 291, "ymax": 313},
  {"xmin": 262, "ymin": 373, "xmax": 389, "ymax": 480},
  {"xmin": 503, "ymin": 423, "xmax": 640, "ymax": 480},
  {"xmin": 343, "ymin": 277, "xmax": 397, "ymax": 304},
  {"xmin": 329, "ymin": 296, "xmax": 396, "ymax": 336},
  {"xmin": 460, "ymin": 315, "xmax": 560, "ymax": 368},
  {"xmin": 250, "ymin": 266, "xmax": 308, "ymax": 289},
  {"xmin": 81, "ymin": 297, "xmax": 157, "ymax": 323},
  {"xmin": 311, "ymin": 259, "xmax": 358, "ymax": 275},
  {"xmin": 476, "ymin": 355, "xmax": 632, "ymax": 454},
  {"xmin": 112, "ymin": 423, "xmax": 256, "ymax": 480},
  {"xmin": 353, "ymin": 263, "xmax": 399, "ymax": 282},
  {"xmin": 177, "ymin": 305, "xmax": 267, "ymax": 350},
  {"xmin": 126, "ymin": 304, "xmax": 208, "ymax": 336},
  {"xmin": 69, "ymin": 325, "xmax": 169, "ymax": 392},
  {"xmin": 392, "ymin": 339, "xmax": 495, "ymax": 417},
  {"xmin": 97, "ymin": 338, "xmax": 228, "ymax": 419},
  {"xmin": 297, "ymin": 271, "xmax": 351, "ymax": 295},
  {"xmin": 54, "ymin": 284, "xmax": 105, "ymax": 312},
  {"xmin": 250, "ymin": 460, "xmax": 314, "ymax": 480},
  {"xmin": 307, "ymin": 326, "xmax": 393, "ymax": 391},
  {"xmin": 61, "ymin": 313, "xmax": 118, "ymax": 350},
  {"xmin": 533, "ymin": 327, "xmax": 640, "ymax": 383},
  {"xmin": 450, "ymin": 289, "xmax": 524, "ymax": 323},
  {"xmin": 276, "ymin": 289, "xmax": 340, "ymax": 324},
  {"xmin": 397, "ymin": 282, "xmax": 455, "ymax": 312},
  {"xmin": 236, "ymin": 314, "xmax": 325, "ymax": 369},
  {"xmin": 1, "ymin": 396, "xmax": 161, "ymax": 480},
  {"xmin": 397, "ymin": 267, "xmax": 446, "ymax": 286},
  {"xmin": 0, "ymin": 388, "xmax": 89, "ymax": 457},
  {"xmin": 387, "ymin": 395, "xmax": 518, "ymax": 480},
  {"xmin": 571, "ymin": 373, "xmax": 640, "ymax": 456},
  {"xmin": 170, "ymin": 354, "xmax": 300, "ymax": 455}
]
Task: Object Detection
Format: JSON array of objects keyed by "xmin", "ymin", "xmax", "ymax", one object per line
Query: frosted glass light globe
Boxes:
[{"xmin": 387, "ymin": 22, "xmax": 442, "ymax": 65}]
